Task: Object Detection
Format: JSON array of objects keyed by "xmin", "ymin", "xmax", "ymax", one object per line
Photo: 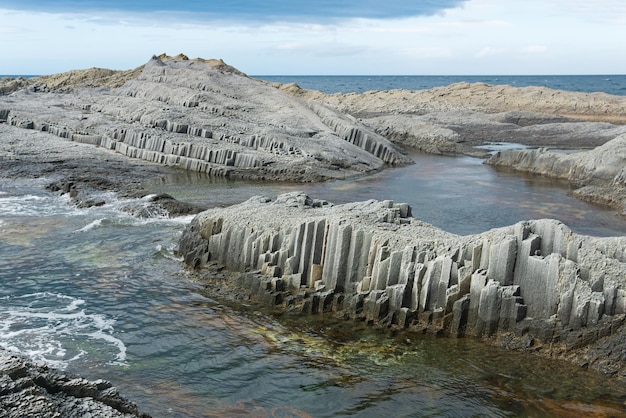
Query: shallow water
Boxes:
[
  {"xmin": 2, "ymin": 153, "xmax": 626, "ymax": 417},
  {"xmin": 147, "ymin": 150, "xmax": 626, "ymax": 237}
]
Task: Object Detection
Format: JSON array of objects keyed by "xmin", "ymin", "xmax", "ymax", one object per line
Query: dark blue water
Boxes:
[
  {"xmin": 5, "ymin": 73, "xmax": 626, "ymax": 95},
  {"xmin": 256, "ymin": 74, "xmax": 626, "ymax": 95},
  {"xmin": 0, "ymin": 75, "xmax": 38, "ymax": 79}
]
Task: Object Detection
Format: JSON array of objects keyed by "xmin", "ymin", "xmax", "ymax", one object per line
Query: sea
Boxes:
[
  {"xmin": 255, "ymin": 74, "xmax": 626, "ymax": 96},
  {"xmin": 2, "ymin": 76, "xmax": 626, "ymax": 417}
]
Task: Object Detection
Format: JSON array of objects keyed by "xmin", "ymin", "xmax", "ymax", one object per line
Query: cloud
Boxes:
[
  {"xmin": 403, "ymin": 47, "xmax": 452, "ymax": 59},
  {"xmin": 474, "ymin": 47, "xmax": 504, "ymax": 58},
  {"xmin": 1, "ymin": 0, "xmax": 469, "ymax": 22},
  {"xmin": 520, "ymin": 45, "xmax": 547, "ymax": 54},
  {"xmin": 1, "ymin": 0, "xmax": 625, "ymax": 75}
]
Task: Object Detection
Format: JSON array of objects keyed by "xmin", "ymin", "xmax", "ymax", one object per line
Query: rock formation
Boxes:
[
  {"xmin": 179, "ymin": 192, "xmax": 626, "ymax": 378},
  {"xmin": 4, "ymin": 54, "xmax": 626, "ymax": 215},
  {"xmin": 0, "ymin": 348, "xmax": 149, "ymax": 417},
  {"xmin": 487, "ymin": 133, "xmax": 626, "ymax": 216},
  {"xmin": 279, "ymin": 82, "xmax": 626, "ymax": 156},
  {"xmin": 0, "ymin": 55, "xmax": 410, "ymax": 182}
]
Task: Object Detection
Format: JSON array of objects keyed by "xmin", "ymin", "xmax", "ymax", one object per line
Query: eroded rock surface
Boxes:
[
  {"xmin": 279, "ymin": 82, "xmax": 626, "ymax": 156},
  {"xmin": 487, "ymin": 133, "xmax": 626, "ymax": 216},
  {"xmin": 0, "ymin": 55, "xmax": 410, "ymax": 182},
  {"xmin": 0, "ymin": 349, "xmax": 149, "ymax": 417},
  {"xmin": 179, "ymin": 192, "xmax": 626, "ymax": 378}
]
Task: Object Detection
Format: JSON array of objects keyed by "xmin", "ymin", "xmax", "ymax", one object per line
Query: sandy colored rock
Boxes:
[
  {"xmin": 276, "ymin": 81, "xmax": 626, "ymax": 157},
  {"xmin": 0, "ymin": 55, "xmax": 410, "ymax": 182}
]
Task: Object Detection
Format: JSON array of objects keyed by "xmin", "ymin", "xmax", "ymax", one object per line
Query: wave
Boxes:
[
  {"xmin": 75, "ymin": 218, "xmax": 105, "ymax": 232},
  {"xmin": 0, "ymin": 292, "xmax": 127, "ymax": 369}
]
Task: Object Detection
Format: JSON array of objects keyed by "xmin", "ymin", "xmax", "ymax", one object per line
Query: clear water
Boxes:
[
  {"xmin": 3, "ymin": 151, "xmax": 626, "ymax": 417},
  {"xmin": 147, "ymin": 151, "xmax": 626, "ymax": 237}
]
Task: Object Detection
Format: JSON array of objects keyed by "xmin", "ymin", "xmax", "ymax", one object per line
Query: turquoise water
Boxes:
[{"xmin": 3, "ymin": 151, "xmax": 626, "ymax": 417}]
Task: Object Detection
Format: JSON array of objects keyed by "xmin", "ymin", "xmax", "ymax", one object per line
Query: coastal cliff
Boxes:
[{"xmin": 179, "ymin": 192, "xmax": 626, "ymax": 378}]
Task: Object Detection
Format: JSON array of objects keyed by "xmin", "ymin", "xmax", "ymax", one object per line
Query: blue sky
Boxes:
[{"xmin": 1, "ymin": 0, "xmax": 625, "ymax": 75}]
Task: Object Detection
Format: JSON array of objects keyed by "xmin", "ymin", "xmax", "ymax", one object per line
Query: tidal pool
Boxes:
[{"xmin": 2, "ymin": 151, "xmax": 626, "ymax": 417}]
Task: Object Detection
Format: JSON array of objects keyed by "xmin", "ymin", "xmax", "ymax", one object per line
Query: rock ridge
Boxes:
[
  {"xmin": 0, "ymin": 56, "xmax": 410, "ymax": 182},
  {"xmin": 278, "ymin": 81, "xmax": 626, "ymax": 157},
  {"xmin": 179, "ymin": 192, "xmax": 626, "ymax": 378}
]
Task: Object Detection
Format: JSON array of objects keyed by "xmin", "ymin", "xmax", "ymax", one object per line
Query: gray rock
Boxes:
[
  {"xmin": 0, "ymin": 349, "xmax": 149, "ymax": 417},
  {"xmin": 0, "ymin": 56, "xmax": 410, "ymax": 183},
  {"xmin": 179, "ymin": 192, "xmax": 626, "ymax": 376}
]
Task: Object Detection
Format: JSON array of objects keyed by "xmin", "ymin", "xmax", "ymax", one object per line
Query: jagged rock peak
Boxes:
[{"xmin": 153, "ymin": 53, "xmax": 247, "ymax": 77}]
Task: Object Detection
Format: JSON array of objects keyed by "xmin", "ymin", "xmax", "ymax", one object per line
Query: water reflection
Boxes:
[{"xmin": 145, "ymin": 151, "xmax": 626, "ymax": 237}]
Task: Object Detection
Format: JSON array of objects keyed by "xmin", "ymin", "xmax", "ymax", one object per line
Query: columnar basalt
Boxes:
[
  {"xmin": 179, "ymin": 192, "xmax": 626, "ymax": 375},
  {"xmin": 0, "ymin": 56, "xmax": 411, "ymax": 182}
]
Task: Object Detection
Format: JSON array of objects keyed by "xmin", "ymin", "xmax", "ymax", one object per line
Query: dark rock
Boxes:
[{"xmin": 0, "ymin": 349, "xmax": 149, "ymax": 417}]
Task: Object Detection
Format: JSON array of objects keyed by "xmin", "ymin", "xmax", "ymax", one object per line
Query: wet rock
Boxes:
[
  {"xmin": 179, "ymin": 192, "xmax": 626, "ymax": 378},
  {"xmin": 0, "ymin": 349, "xmax": 149, "ymax": 417}
]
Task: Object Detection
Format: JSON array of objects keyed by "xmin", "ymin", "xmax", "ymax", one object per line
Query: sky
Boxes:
[{"xmin": 1, "ymin": 0, "xmax": 625, "ymax": 75}]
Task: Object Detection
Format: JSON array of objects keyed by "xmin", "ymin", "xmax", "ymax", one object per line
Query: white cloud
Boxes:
[
  {"xmin": 474, "ymin": 47, "xmax": 504, "ymax": 58},
  {"xmin": 0, "ymin": 0, "xmax": 625, "ymax": 75},
  {"xmin": 403, "ymin": 47, "xmax": 452, "ymax": 59},
  {"xmin": 520, "ymin": 45, "xmax": 548, "ymax": 54}
]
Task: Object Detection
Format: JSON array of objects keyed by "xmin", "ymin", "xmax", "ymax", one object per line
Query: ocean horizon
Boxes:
[
  {"xmin": 255, "ymin": 74, "xmax": 626, "ymax": 95},
  {"xmin": 3, "ymin": 73, "xmax": 626, "ymax": 96}
]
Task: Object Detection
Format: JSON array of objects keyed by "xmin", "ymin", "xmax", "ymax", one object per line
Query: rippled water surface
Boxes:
[
  {"xmin": 2, "ymin": 152, "xmax": 626, "ymax": 417},
  {"xmin": 147, "ymin": 151, "xmax": 626, "ymax": 237}
]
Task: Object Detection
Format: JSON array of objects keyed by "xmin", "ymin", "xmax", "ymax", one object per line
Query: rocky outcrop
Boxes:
[
  {"xmin": 287, "ymin": 81, "xmax": 626, "ymax": 124},
  {"xmin": 487, "ymin": 134, "xmax": 626, "ymax": 216},
  {"xmin": 0, "ymin": 56, "xmax": 410, "ymax": 182},
  {"xmin": 0, "ymin": 349, "xmax": 149, "ymax": 417},
  {"xmin": 278, "ymin": 82, "xmax": 626, "ymax": 157},
  {"xmin": 179, "ymin": 192, "xmax": 626, "ymax": 377}
]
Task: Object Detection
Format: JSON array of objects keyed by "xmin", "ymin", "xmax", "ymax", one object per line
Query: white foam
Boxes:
[
  {"xmin": 75, "ymin": 218, "xmax": 104, "ymax": 232},
  {"xmin": 0, "ymin": 292, "xmax": 127, "ymax": 369}
]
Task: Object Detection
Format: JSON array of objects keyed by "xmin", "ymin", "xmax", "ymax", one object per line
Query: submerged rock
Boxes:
[
  {"xmin": 179, "ymin": 192, "xmax": 626, "ymax": 378},
  {"xmin": 487, "ymin": 133, "xmax": 626, "ymax": 216}
]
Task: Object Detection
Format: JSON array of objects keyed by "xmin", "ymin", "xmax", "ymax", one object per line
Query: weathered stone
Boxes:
[
  {"xmin": 178, "ymin": 192, "xmax": 626, "ymax": 377},
  {"xmin": 0, "ymin": 56, "xmax": 411, "ymax": 183},
  {"xmin": 0, "ymin": 349, "xmax": 149, "ymax": 417}
]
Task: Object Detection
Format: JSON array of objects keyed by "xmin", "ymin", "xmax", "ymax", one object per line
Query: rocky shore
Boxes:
[
  {"xmin": 179, "ymin": 191, "xmax": 626, "ymax": 379},
  {"xmin": 3, "ymin": 54, "xmax": 625, "ymax": 215},
  {"xmin": 486, "ymin": 133, "xmax": 626, "ymax": 216},
  {"xmin": 3, "ymin": 53, "xmax": 626, "ymax": 411},
  {"xmin": 0, "ymin": 348, "xmax": 149, "ymax": 417}
]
